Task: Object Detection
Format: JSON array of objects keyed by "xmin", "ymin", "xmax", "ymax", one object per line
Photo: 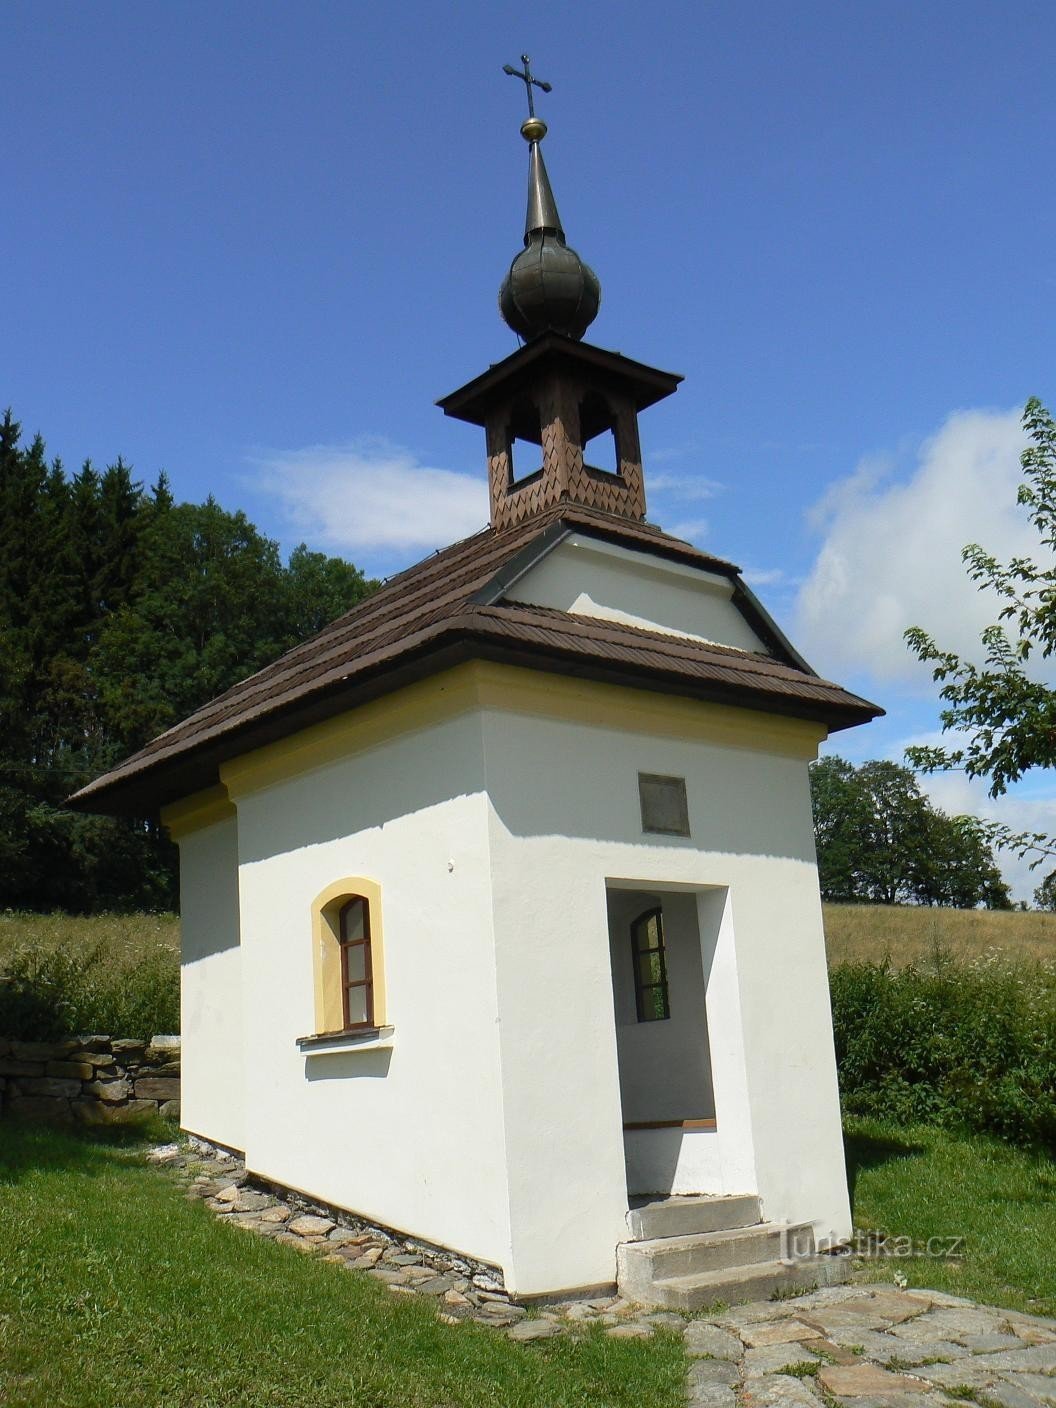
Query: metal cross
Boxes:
[{"xmin": 502, "ymin": 54, "xmax": 552, "ymax": 120}]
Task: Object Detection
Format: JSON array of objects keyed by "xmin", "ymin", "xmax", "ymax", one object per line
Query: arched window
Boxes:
[
  {"xmin": 631, "ymin": 907, "xmax": 670, "ymax": 1023},
  {"xmin": 308, "ymin": 878, "xmax": 386, "ymax": 1039},
  {"xmin": 339, "ymin": 896, "xmax": 374, "ymax": 1030}
]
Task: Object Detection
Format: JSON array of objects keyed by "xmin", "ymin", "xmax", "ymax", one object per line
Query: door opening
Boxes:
[{"xmin": 607, "ymin": 885, "xmax": 718, "ymax": 1196}]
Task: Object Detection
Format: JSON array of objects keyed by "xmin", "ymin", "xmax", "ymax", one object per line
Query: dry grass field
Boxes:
[
  {"xmin": 2, "ymin": 904, "xmax": 1054, "ymax": 972},
  {"xmin": 0, "ymin": 910, "xmax": 179, "ymax": 970},
  {"xmin": 823, "ymin": 902, "xmax": 1056, "ymax": 966}
]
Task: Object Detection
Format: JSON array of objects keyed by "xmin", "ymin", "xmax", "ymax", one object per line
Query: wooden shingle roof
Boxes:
[{"xmin": 70, "ymin": 503, "xmax": 881, "ymax": 816}]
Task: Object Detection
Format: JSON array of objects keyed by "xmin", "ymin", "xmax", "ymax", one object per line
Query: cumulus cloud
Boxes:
[
  {"xmin": 795, "ymin": 408, "xmax": 1030, "ymax": 683},
  {"xmin": 248, "ymin": 439, "xmax": 487, "ymax": 554}
]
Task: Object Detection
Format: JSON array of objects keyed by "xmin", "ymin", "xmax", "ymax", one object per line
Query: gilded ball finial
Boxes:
[{"xmin": 520, "ymin": 116, "xmax": 547, "ymax": 143}]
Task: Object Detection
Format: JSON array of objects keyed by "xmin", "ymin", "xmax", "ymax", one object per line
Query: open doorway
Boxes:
[{"xmin": 607, "ymin": 886, "xmax": 719, "ymax": 1196}]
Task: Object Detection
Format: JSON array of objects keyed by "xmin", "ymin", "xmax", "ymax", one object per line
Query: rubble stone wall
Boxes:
[{"xmin": 0, "ymin": 1034, "xmax": 180, "ymax": 1125}]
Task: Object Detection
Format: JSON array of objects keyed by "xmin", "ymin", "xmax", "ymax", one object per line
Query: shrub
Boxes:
[
  {"xmin": 0, "ymin": 942, "xmax": 179, "ymax": 1041},
  {"xmin": 830, "ymin": 952, "xmax": 1056, "ymax": 1150}
]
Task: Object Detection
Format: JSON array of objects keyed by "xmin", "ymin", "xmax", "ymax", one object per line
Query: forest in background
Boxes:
[{"xmin": 0, "ymin": 410, "xmax": 376, "ymax": 912}]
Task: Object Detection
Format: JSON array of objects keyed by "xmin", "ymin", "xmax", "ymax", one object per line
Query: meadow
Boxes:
[
  {"xmin": 3, "ymin": 903, "xmax": 1054, "ymax": 972},
  {"xmin": 823, "ymin": 901, "xmax": 1056, "ymax": 965}
]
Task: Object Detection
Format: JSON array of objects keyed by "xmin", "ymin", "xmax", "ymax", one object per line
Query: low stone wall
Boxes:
[{"xmin": 0, "ymin": 1034, "xmax": 180, "ymax": 1125}]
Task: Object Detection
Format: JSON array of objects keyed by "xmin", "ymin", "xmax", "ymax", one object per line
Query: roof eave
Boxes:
[
  {"xmin": 437, "ymin": 333, "xmax": 683, "ymax": 428},
  {"xmin": 68, "ymin": 627, "xmax": 882, "ymax": 821}
]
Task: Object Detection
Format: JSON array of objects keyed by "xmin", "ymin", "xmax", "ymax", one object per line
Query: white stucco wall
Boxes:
[
  {"xmin": 178, "ymin": 813, "xmax": 245, "ymax": 1151},
  {"xmin": 511, "ymin": 535, "xmax": 767, "ymax": 653},
  {"xmin": 480, "ymin": 700, "xmax": 851, "ymax": 1291},
  {"xmin": 226, "ymin": 711, "xmax": 514, "ymax": 1275}
]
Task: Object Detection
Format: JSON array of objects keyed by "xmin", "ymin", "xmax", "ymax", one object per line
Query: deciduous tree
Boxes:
[{"xmin": 905, "ymin": 397, "xmax": 1056, "ymax": 871}]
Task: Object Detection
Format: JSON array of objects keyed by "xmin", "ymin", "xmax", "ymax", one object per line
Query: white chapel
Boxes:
[{"xmin": 74, "ymin": 83, "xmax": 881, "ymax": 1304}]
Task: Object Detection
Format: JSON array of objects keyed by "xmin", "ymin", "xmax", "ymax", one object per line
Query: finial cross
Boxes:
[{"xmin": 502, "ymin": 53, "xmax": 552, "ymax": 119}]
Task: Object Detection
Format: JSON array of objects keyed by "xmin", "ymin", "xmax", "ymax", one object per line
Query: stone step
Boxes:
[
  {"xmin": 626, "ymin": 1193, "xmax": 762, "ymax": 1241},
  {"xmin": 617, "ymin": 1221, "xmax": 816, "ymax": 1297},
  {"xmin": 626, "ymin": 1253, "xmax": 850, "ymax": 1311}
]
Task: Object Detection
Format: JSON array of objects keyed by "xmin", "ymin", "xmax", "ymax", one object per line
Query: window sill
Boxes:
[{"xmin": 296, "ymin": 1026, "xmax": 394, "ymax": 1056}]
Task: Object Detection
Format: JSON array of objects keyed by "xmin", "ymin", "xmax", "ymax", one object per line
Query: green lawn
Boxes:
[
  {"xmin": 3, "ymin": 1119, "xmax": 1054, "ymax": 1407},
  {"xmin": 846, "ymin": 1118, "xmax": 1056, "ymax": 1317},
  {"xmin": 0, "ymin": 1121, "xmax": 685, "ymax": 1408}
]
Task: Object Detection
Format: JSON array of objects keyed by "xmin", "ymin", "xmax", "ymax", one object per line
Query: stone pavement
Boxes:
[
  {"xmin": 680, "ymin": 1284, "xmax": 1056, "ymax": 1408},
  {"xmin": 148, "ymin": 1141, "xmax": 1056, "ymax": 1405}
]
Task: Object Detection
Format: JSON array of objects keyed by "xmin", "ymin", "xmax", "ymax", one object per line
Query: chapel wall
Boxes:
[
  {"xmin": 480, "ymin": 699, "xmax": 851, "ymax": 1294},
  {"xmin": 225, "ymin": 708, "xmax": 514, "ymax": 1277},
  {"xmin": 179, "ymin": 812, "xmax": 245, "ymax": 1151}
]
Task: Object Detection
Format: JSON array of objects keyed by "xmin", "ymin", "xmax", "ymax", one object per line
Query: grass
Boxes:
[
  {"xmin": 4, "ymin": 904, "xmax": 1054, "ymax": 975},
  {"xmin": 0, "ymin": 912, "xmax": 179, "ymax": 971},
  {"xmin": 846, "ymin": 1117, "xmax": 1056, "ymax": 1317},
  {"xmin": 824, "ymin": 903, "xmax": 1056, "ymax": 967},
  {"xmin": 0, "ymin": 1120, "xmax": 686, "ymax": 1408}
]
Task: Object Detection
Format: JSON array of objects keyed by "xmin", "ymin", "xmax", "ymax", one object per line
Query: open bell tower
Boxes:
[{"xmin": 438, "ymin": 55, "xmax": 682, "ymax": 531}]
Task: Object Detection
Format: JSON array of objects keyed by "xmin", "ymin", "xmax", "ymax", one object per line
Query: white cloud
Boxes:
[
  {"xmin": 741, "ymin": 566, "xmax": 792, "ymax": 588},
  {"xmin": 668, "ymin": 518, "xmax": 711, "ymax": 544},
  {"xmin": 649, "ymin": 473, "xmax": 723, "ymax": 500},
  {"xmin": 795, "ymin": 407, "xmax": 1031, "ymax": 683},
  {"xmin": 248, "ymin": 439, "xmax": 487, "ymax": 554}
]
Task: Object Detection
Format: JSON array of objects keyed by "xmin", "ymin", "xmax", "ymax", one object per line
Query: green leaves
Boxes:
[
  {"xmin": 831, "ymin": 954, "xmax": 1056, "ymax": 1149},
  {"xmin": 905, "ymin": 398, "xmax": 1056, "ymax": 828}
]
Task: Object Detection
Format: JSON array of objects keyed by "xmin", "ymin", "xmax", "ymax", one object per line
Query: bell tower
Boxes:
[{"xmin": 437, "ymin": 56, "xmax": 682, "ymax": 531}]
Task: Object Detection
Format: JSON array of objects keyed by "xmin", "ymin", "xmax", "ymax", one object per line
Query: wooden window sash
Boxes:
[
  {"xmin": 338, "ymin": 898, "xmax": 375, "ymax": 1031},
  {"xmin": 630, "ymin": 906, "xmax": 670, "ymax": 1023}
]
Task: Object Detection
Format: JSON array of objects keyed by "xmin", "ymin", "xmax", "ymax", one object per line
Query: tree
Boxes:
[
  {"xmin": 0, "ymin": 410, "xmax": 377, "ymax": 912},
  {"xmin": 905, "ymin": 397, "xmax": 1056, "ymax": 870},
  {"xmin": 810, "ymin": 755, "xmax": 1011, "ymax": 908},
  {"xmin": 1033, "ymin": 871, "xmax": 1056, "ymax": 911}
]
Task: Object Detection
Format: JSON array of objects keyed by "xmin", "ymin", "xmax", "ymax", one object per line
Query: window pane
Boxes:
[
  {"xmin": 341, "ymin": 899, "xmax": 366, "ymax": 944},
  {"xmin": 346, "ymin": 984, "xmax": 368, "ymax": 1026},
  {"xmin": 345, "ymin": 944, "xmax": 366, "ymax": 983},
  {"xmin": 630, "ymin": 906, "xmax": 670, "ymax": 1024},
  {"xmin": 632, "ymin": 913, "xmax": 661, "ymax": 955},
  {"xmin": 639, "ymin": 950, "xmax": 663, "ymax": 986},
  {"xmin": 644, "ymin": 985, "xmax": 668, "ymax": 1021}
]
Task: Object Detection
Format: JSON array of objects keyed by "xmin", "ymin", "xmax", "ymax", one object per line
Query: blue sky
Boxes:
[{"xmin": 5, "ymin": 2, "xmax": 1056, "ymax": 894}]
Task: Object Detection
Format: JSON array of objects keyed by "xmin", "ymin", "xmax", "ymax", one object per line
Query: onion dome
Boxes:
[{"xmin": 499, "ymin": 115, "xmax": 601, "ymax": 342}]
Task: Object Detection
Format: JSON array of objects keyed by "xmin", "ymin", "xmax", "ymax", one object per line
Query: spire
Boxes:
[
  {"xmin": 498, "ymin": 56, "xmax": 600, "ymax": 342},
  {"xmin": 524, "ymin": 123, "xmax": 563, "ymax": 240}
]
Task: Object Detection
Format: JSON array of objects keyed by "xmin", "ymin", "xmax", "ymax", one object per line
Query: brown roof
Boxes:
[{"xmin": 70, "ymin": 503, "xmax": 882, "ymax": 816}]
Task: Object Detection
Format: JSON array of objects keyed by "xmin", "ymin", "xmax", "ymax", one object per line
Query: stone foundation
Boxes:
[{"xmin": 0, "ymin": 1034, "xmax": 180, "ymax": 1125}]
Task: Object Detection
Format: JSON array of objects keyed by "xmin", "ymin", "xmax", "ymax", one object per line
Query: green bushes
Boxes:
[
  {"xmin": 0, "ymin": 941, "xmax": 179, "ymax": 1041},
  {"xmin": 830, "ymin": 953, "xmax": 1056, "ymax": 1150}
]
